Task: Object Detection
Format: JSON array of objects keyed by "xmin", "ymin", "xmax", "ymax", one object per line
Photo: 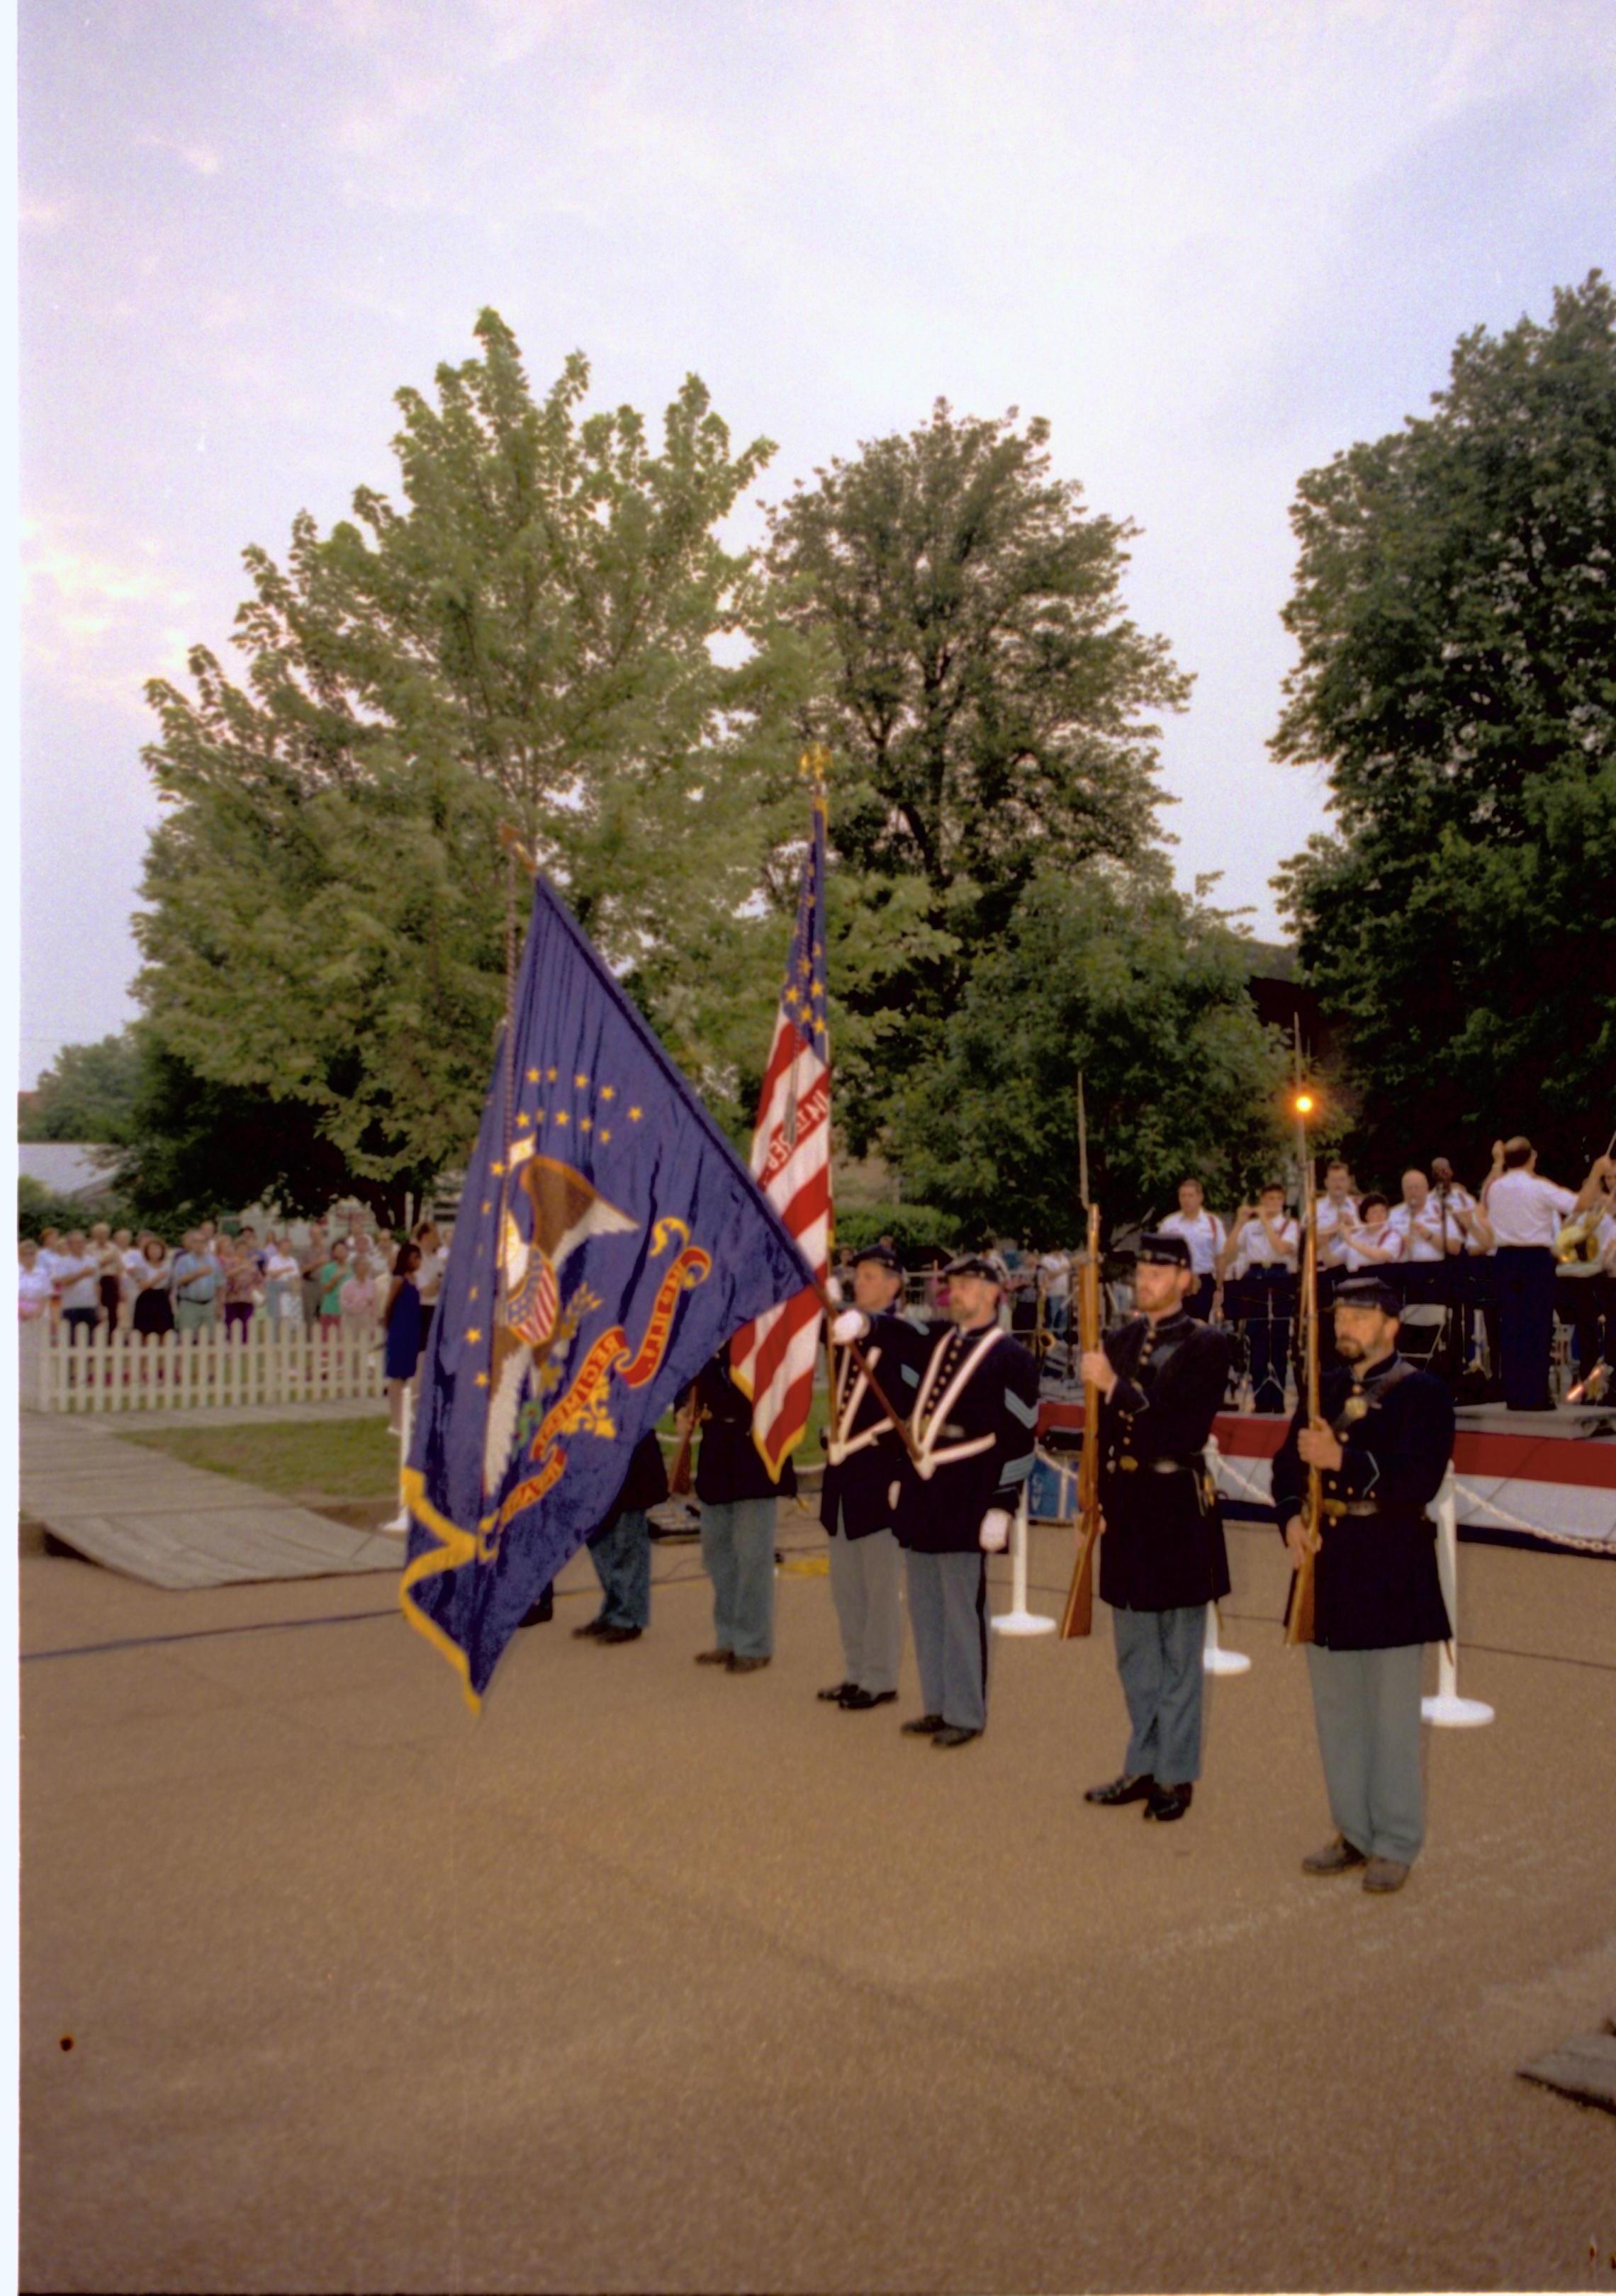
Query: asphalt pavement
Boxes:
[{"xmin": 20, "ymin": 1501, "xmax": 1616, "ymax": 2293}]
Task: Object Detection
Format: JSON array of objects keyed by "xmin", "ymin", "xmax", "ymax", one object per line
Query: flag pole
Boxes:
[{"xmin": 802, "ymin": 747, "xmax": 843, "ymax": 1460}]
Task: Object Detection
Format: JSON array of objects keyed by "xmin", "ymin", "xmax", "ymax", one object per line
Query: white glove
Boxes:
[
  {"xmin": 832, "ymin": 1309, "xmax": 867, "ymax": 1346},
  {"xmin": 979, "ymin": 1507, "xmax": 1011, "ymax": 1552},
  {"xmin": 825, "ymin": 1273, "xmax": 845, "ymax": 1306}
]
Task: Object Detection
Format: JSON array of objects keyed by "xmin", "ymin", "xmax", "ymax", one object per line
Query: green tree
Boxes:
[
  {"xmin": 136, "ymin": 313, "xmax": 810, "ymax": 1192},
  {"xmin": 20, "ymin": 1032, "xmax": 142, "ymax": 1142},
  {"xmin": 111, "ymin": 1037, "xmax": 414, "ymax": 1232},
  {"xmin": 1274, "ymin": 273, "xmax": 1616, "ymax": 1184},
  {"xmin": 891, "ymin": 867, "xmax": 1289, "ymax": 1241},
  {"xmin": 765, "ymin": 401, "xmax": 1191, "ymax": 1147}
]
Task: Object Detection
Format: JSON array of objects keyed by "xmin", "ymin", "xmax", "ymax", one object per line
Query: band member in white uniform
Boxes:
[{"xmin": 1157, "ymin": 1179, "xmax": 1227, "ymax": 1323}]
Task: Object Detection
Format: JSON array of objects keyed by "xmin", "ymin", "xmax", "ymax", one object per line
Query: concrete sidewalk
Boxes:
[
  {"xmin": 20, "ymin": 1514, "xmax": 1616, "ymax": 2292},
  {"xmin": 20, "ymin": 1412, "xmax": 404, "ymax": 1587}
]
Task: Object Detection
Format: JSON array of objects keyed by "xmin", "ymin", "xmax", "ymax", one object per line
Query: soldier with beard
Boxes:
[
  {"xmin": 1273, "ymin": 1273, "xmax": 1454, "ymax": 1896},
  {"xmin": 1082, "ymin": 1234, "xmax": 1234, "ymax": 1824}
]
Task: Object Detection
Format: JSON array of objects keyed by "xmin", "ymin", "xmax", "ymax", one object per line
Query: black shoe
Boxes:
[
  {"xmin": 571, "ymin": 1616, "xmax": 608, "ymax": 1640},
  {"xmin": 840, "ymin": 1688, "xmax": 898, "ymax": 1711},
  {"xmin": 901, "ymin": 1713, "xmax": 946, "ymax": 1736},
  {"xmin": 1084, "ymin": 1772, "xmax": 1155, "ymax": 1805},
  {"xmin": 1144, "ymin": 1783, "xmax": 1194, "ymax": 1822},
  {"xmin": 596, "ymin": 1623, "xmax": 642, "ymax": 1644},
  {"xmin": 818, "ymin": 1680, "xmax": 858, "ymax": 1703},
  {"xmin": 931, "ymin": 1725, "xmax": 982, "ymax": 1749},
  {"xmin": 726, "ymin": 1653, "xmax": 771, "ymax": 1673},
  {"xmin": 517, "ymin": 1590, "xmax": 555, "ymax": 1628}
]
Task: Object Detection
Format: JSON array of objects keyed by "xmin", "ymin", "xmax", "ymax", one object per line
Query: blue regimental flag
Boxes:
[{"xmin": 402, "ymin": 873, "xmax": 815, "ymax": 1706}]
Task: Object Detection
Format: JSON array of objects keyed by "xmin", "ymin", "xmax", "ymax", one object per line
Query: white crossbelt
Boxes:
[{"xmin": 911, "ymin": 1327, "xmax": 1004, "ymax": 1482}]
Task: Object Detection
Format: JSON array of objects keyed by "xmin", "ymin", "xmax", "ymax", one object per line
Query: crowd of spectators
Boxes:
[{"xmin": 18, "ymin": 1210, "xmax": 454, "ymax": 1422}]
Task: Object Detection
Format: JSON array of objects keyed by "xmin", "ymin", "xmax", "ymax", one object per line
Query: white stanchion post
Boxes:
[
  {"xmin": 382, "ymin": 1381, "xmax": 414, "ymax": 1536},
  {"xmin": 1422, "ymin": 1470, "xmax": 1494, "ymax": 1727},
  {"xmin": 1203, "ymin": 1604, "xmax": 1251, "ymax": 1677},
  {"xmin": 991, "ymin": 1490, "xmax": 1056, "ymax": 1637},
  {"xmin": 1201, "ymin": 1439, "xmax": 1251, "ymax": 1674}
]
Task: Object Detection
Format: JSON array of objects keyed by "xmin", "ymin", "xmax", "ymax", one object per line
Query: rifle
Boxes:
[
  {"xmin": 1286, "ymin": 1123, "xmax": 1322, "ymax": 1645},
  {"xmin": 668, "ymin": 1396, "xmax": 706, "ymax": 1495},
  {"xmin": 1060, "ymin": 1200, "xmax": 1104, "ymax": 1638}
]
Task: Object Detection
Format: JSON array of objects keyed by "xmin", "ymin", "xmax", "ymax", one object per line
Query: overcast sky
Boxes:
[{"xmin": 18, "ymin": 0, "xmax": 1613, "ymax": 1085}]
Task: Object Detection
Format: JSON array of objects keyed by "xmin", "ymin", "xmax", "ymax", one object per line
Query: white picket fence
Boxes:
[{"xmin": 23, "ymin": 1321, "xmax": 388, "ymax": 1414}]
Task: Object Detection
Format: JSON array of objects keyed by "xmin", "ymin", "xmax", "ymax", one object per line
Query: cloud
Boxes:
[
  {"xmin": 135, "ymin": 130, "xmax": 224, "ymax": 176},
  {"xmin": 22, "ymin": 517, "xmax": 196, "ymax": 713}
]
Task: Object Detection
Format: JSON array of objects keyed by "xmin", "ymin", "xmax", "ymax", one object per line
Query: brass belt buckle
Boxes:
[{"xmin": 1118, "ymin": 1456, "xmax": 1138, "ymax": 1473}]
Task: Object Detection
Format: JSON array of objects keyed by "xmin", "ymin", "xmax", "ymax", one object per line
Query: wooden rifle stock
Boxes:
[
  {"xmin": 668, "ymin": 1399, "xmax": 705, "ymax": 1495},
  {"xmin": 1060, "ymin": 1203, "xmax": 1104, "ymax": 1639},
  {"xmin": 1286, "ymin": 1158, "xmax": 1322, "ymax": 1645}
]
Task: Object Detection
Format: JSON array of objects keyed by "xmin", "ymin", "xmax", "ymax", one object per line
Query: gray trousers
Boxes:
[
  {"xmin": 1306, "ymin": 1642, "xmax": 1426, "ymax": 1864},
  {"xmin": 1113, "ymin": 1603, "xmax": 1208, "ymax": 1786},
  {"xmin": 698, "ymin": 1497, "xmax": 776, "ymax": 1660},
  {"xmin": 826, "ymin": 1523, "xmax": 903, "ymax": 1694},
  {"xmin": 904, "ymin": 1550, "xmax": 988, "ymax": 1732}
]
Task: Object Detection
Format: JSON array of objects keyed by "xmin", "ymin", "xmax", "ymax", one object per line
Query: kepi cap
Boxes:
[
  {"xmin": 1333, "ymin": 1274, "xmax": 1401, "ymax": 1317},
  {"xmin": 1136, "ymin": 1231, "xmax": 1192, "ymax": 1269},
  {"xmin": 851, "ymin": 1241, "xmax": 903, "ymax": 1274},
  {"xmin": 943, "ymin": 1250, "xmax": 1009, "ymax": 1286}
]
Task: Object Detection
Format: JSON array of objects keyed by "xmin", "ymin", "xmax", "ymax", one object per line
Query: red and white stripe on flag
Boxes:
[{"xmin": 730, "ymin": 799, "xmax": 830, "ymax": 1479}]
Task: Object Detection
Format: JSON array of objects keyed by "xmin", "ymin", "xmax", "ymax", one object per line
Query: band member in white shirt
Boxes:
[
  {"xmin": 1342, "ymin": 1193, "xmax": 1404, "ymax": 1274},
  {"xmin": 1481, "ymin": 1137, "xmax": 1612, "ymax": 1410},
  {"xmin": 1387, "ymin": 1172, "xmax": 1447, "ymax": 1265},
  {"xmin": 1221, "ymin": 1184, "xmax": 1299, "ymax": 1412},
  {"xmin": 1312, "ymin": 1162, "xmax": 1359, "ymax": 1272},
  {"xmin": 1157, "ymin": 1178, "xmax": 1227, "ymax": 1324}
]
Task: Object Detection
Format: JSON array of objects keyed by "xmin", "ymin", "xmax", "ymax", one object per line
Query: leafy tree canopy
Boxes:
[
  {"xmin": 1275, "ymin": 272, "xmax": 1616, "ymax": 1181},
  {"xmin": 135, "ymin": 314, "xmax": 811, "ymax": 1189},
  {"xmin": 766, "ymin": 401, "xmax": 1190, "ymax": 1147},
  {"xmin": 891, "ymin": 867, "xmax": 1289, "ymax": 1242},
  {"xmin": 19, "ymin": 1032, "xmax": 142, "ymax": 1143}
]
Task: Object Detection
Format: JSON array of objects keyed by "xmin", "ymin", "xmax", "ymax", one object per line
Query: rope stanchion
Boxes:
[
  {"xmin": 1422, "ymin": 1470, "xmax": 1495, "ymax": 1728},
  {"xmin": 992, "ymin": 1491, "xmax": 1057, "ymax": 1637},
  {"xmin": 1202, "ymin": 1439, "xmax": 1250, "ymax": 1674},
  {"xmin": 382, "ymin": 1383, "xmax": 414, "ymax": 1537}
]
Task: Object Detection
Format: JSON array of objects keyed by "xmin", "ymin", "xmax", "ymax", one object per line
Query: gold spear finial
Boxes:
[{"xmin": 798, "ymin": 743, "xmax": 831, "ymax": 790}]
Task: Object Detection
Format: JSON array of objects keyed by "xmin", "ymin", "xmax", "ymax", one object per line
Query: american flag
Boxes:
[{"xmin": 729, "ymin": 787, "xmax": 831, "ymax": 1478}]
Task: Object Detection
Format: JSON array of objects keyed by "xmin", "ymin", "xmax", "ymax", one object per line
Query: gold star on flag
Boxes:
[
  {"xmin": 481, "ymin": 1200, "xmax": 492, "ymax": 1215},
  {"xmin": 629, "ymin": 1106, "xmax": 643, "ymax": 1121},
  {"xmin": 580, "ymin": 1116, "xmax": 593, "ymax": 1132},
  {"xmin": 516, "ymin": 1113, "xmax": 531, "ymax": 1128},
  {"xmin": 601, "ymin": 1085, "xmax": 616, "ymax": 1101},
  {"xmin": 555, "ymin": 1112, "xmax": 568, "ymax": 1127},
  {"xmin": 527, "ymin": 1068, "xmax": 540, "ymax": 1084},
  {"xmin": 575, "ymin": 1072, "xmax": 589, "ymax": 1088},
  {"xmin": 546, "ymin": 1067, "xmax": 558, "ymax": 1082},
  {"xmin": 466, "ymin": 1327, "xmax": 482, "ymax": 1344},
  {"xmin": 468, "ymin": 1287, "xmax": 478, "ymax": 1302},
  {"xmin": 474, "ymin": 1372, "xmax": 489, "ymax": 1388},
  {"xmin": 599, "ymin": 1128, "xmax": 611, "ymax": 1144}
]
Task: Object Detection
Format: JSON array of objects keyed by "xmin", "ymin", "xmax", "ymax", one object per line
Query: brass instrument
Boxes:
[
  {"xmin": 1554, "ymin": 1206, "xmax": 1604, "ymax": 1266},
  {"xmin": 1060, "ymin": 1200, "xmax": 1104, "ymax": 1639}
]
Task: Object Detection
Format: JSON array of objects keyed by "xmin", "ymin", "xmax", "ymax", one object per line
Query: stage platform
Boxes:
[{"xmin": 1036, "ymin": 1393, "xmax": 1616, "ymax": 1556}]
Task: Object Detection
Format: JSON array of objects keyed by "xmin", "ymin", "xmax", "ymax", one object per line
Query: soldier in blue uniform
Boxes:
[
  {"xmin": 1273, "ymin": 1273, "xmax": 1454, "ymax": 1894},
  {"xmin": 817, "ymin": 1243, "xmax": 919, "ymax": 1711},
  {"xmin": 1082, "ymin": 1232, "xmax": 1234, "ymax": 1823},
  {"xmin": 835, "ymin": 1251, "xmax": 1040, "ymax": 1749}
]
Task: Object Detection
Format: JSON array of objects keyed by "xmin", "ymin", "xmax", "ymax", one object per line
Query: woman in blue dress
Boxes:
[{"xmin": 382, "ymin": 1242, "xmax": 425, "ymax": 1431}]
